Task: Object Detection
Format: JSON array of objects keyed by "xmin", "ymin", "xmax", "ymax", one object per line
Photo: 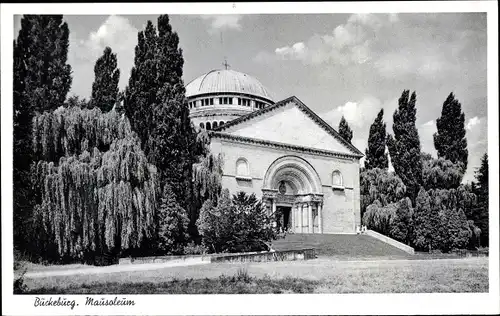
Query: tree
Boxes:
[
  {"xmin": 90, "ymin": 47, "xmax": 120, "ymax": 112},
  {"xmin": 338, "ymin": 116, "xmax": 353, "ymax": 143},
  {"xmin": 125, "ymin": 15, "xmax": 200, "ymax": 215},
  {"xmin": 30, "ymin": 107, "xmax": 159, "ymax": 262},
  {"xmin": 365, "ymin": 109, "xmax": 389, "ymax": 170},
  {"xmin": 360, "ymin": 168, "xmax": 406, "ymax": 221},
  {"xmin": 156, "ymin": 184, "xmax": 190, "ymax": 255},
  {"xmin": 472, "ymin": 153, "xmax": 489, "ymax": 246},
  {"xmin": 421, "ymin": 153, "xmax": 463, "ymax": 190},
  {"xmin": 362, "ymin": 200, "xmax": 397, "ymax": 236},
  {"xmin": 412, "ymin": 188, "xmax": 440, "ymax": 251},
  {"xmin": 197, "ymin": 190, "xmax": 277, "ymax": 254},
  {"xmin": 13, "ymin": 15, "xmax": 72, "ymax": 251},
  {"xmin": 390, "ymin": 197, "xmax": 413, "ymax": 244},
  {"xmin": 433, "ymin": 93, "xmax": 468, "ymax": 174},
  {"xmin": 387, "ymin": 90, "xmax": 423, "ymax": 204},
  {"xmin": 65, "ymin": 95, "xmax": 88, "ymax": 109}
]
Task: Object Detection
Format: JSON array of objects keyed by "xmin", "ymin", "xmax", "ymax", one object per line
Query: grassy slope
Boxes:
[
  {"xmin": 23, "ymin": 257, "xmax": 488, "ymax": 294},
  {"xmin": 271, "ymin": 233, "xmax": 412, "ymax": 258}
]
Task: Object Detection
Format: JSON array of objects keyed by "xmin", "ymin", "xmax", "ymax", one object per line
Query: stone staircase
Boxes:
[{"xmin": 270, "ymin": 233, "xmax": 412, "ymax": 258}]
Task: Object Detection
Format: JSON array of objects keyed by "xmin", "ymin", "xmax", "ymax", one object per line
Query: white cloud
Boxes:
[
  {"xmin": 68, "ymin": 15, "xmax": 138, "ymax": 98},
  {"xmin": 255, "ymin": 13, "xmax": 397, "ymax": 66},
  {"xmin": 466, "ymin": 116, "xmax": 480, "ymax": 130},
  {"xmin": 200, "ymin": 15, "xmax": 243, "ymax": 33},
  {"xmin": 419, "ymin": 120, "xmax": 437, "ymax": 156}
]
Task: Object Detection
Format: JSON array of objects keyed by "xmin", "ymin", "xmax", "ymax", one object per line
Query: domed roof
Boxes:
[{"xmin": 185, "ymin": 69, "xmax": 274, "ymax": 101}]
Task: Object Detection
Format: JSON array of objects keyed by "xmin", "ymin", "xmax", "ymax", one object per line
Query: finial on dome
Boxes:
[{"xmin": 222, "ymin": 57, "xmax": 230, "ymax": 70}]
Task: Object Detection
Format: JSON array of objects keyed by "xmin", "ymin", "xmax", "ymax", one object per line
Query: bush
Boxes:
[
  {"xmin": 183, "ymin": 242, "xmax": 208, "ymax": 255},
  {"xmin": 156, "ymin": 184, "xmax": 190, "ymax": 255},
  {"xmin": 362, "ymin": 200, "xmax": 397, "ymax": 237},
  {"xmin": 197, "ymin": 190, "xmax": 277, "ymax": 254}
]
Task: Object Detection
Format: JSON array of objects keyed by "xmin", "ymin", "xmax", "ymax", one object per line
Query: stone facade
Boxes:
[{"xmin": 209, "ymin": 96, "xmax": 363, "ymax": 234}]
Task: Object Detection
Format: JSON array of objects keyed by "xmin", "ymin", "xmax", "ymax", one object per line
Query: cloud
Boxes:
[
  {"xmin": 419, "ymin": 120, "xmax": 437, "ymax": 156},
  {"xmin": 68, "ymin": 15, "xmax": 138, "ymax": 98},
  {"xmin": 466, "ymin": 116, "xmax": 480, "ymax": 130},
  {"xmin": 199, "ymin": 15, "xmax": 243, "ymax": 33},
  {"xmin": 255, "ymin": 13, "xmax": 398, "ymax": 66}
]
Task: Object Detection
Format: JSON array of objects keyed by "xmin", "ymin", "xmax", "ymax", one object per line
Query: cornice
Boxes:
[{"xmin": 210, "ymin": 131, "xmax": 363, "ymax": 160}]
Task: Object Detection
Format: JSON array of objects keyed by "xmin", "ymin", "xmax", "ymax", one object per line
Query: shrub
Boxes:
[
  {"xmin": 197, "ymin": 190, "xmax": 277, "ymax": 253},
  {"xmin": 183, "ymin": 242, "xmax": 208, "ymax": 255},
  {"xmin": 156, "ymin": 184, "xmax": 190, "ymax": 255}
]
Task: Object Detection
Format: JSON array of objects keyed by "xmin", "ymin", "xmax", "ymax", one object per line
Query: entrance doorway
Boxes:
[{"xmin": 276, "ymin": 206, "xmax": 291, "ymax": 232}]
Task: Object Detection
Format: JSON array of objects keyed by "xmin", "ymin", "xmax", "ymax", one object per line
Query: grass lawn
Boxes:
[{"xmin": 21, "ymin": 257, "xmax": 488, "ymax": 294}]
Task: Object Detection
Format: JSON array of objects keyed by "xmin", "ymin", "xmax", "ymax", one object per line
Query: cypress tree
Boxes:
[
  {"xmin": 365, "ymin": 109, "xmax": 389, "ymax": 170},
  {"xmin": 90, "ymin": 47, "xmax": 120, "ymax": 112},
  {"xmin": 433, "ymin": 93, "xmax": 468, "ymax": 174},
  {"xmin": 338, "ymin": 116, "xmax": 353, "ymax": 143},
  {"xmin": 124, "ymin": 15, "xmax": 201, "ymax": 232},
  {"xmin": 387, "ymin": 90, "xmax": 423, "ymax": 204},
  {"xmin": 13, "ymin": 15, "xmax": 72, "ymax": 251},
  {"xmin": 472, "ymin": 153, "xmax": 489, "ymax": 246}
]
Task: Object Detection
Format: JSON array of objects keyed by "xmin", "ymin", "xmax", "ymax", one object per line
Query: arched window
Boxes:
[
  {"xmin": 219, "ymin": 121, "xmax": 224, "ymax": 126},
  {"xmin": 199, "ymin": 122, "xmax": 205, "ymax": 129},
  {"xmin": 213, "ymin": 121, "xmax": 218, "ymax": 129},
  {"xmin": 332, "ymin": 170, "xmax": 343, "ymax": 188},
  {"xmin": 206, "ymin": 122, "xmax": 211, "ymax": 130},
  {"xmin": 236, "ymin": 158, "xmax": 250, "ymax": 178}
]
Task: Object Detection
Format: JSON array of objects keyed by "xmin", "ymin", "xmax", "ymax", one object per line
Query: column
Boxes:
[
  {"xmin": 271, "ymin": 199, "xmax": 277, "ymax": 229},
  {"xmin": 308, "ymin": 203, "xmax": 313, "ymax": 233},
  {"xmin": 298, "ymin": 204, "xmax": 303, "ymax": 233},
  {"xmin": 318, "ymin": 202, "xmax": 323, "ymax": 234}
]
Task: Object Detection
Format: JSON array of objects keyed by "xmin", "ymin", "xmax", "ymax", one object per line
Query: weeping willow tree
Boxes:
[
  {"xmin": 190, "ymin": 130, "xmax": 224, "ymax": 238},
  {"xmin": 31, "ymin": 106, "xmax": 158, "ymax": 262}
]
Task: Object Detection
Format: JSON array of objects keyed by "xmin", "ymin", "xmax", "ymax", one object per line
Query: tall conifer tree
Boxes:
[
  {"xmin": 91, "ymin": 47, "xmax": 120, "ymax": 112},
  {"xmin": 472, "ymin": 153, "xmax": 489, "ymax": 246},
  {"xmin": 387, "ymin": 90, "xmax": 423, "ymax": 204},
  {"xmin": 13, "ymin": 15, "xmax": 72, "ymax": 251},
  {"xmin": 338, "ymin": 115, "xmax": 353, "ymax": 143},
  {"xmin": 365, "ymin": 109, "xmax": 389, "ymax": 170},
  {"xmin": 124, "ymin": 15, "xmax": 200, "ymax": 217},
  {"xmin": 433, "ymin": 92, "xmax": 468, "ymax": 174}
]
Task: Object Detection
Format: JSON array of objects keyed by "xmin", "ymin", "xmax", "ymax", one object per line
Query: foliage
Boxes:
[
  {"xmin": 156, "ymin": 184, "xmax": 190, "ymax": 255},
  {"xmin": 125, "ymin": 15, "xmax": 200, "ymax": 216},
  {"xmin": 421, "ymin": 153, "xmax": 464, "ymax": 190},
  {"xmin": 65, "ymin": 95, "xmax": 89, "ymax": 109},
  {"xmin": 362, "ymin": 200, "xmax": 397, "ymax": 236},
  {"xmin": 390, "ymin": 197, "xmax": 413, "ymax": 244},
  {"xmin": 471, "ymin": 153, "xmax": 489, "ymax": 246},
  {"xmin": 387, "ymin": 90, "xmax": 423, "ymax": 204},
  {"xmin": 433, "ymin": 93, "xmax": 468, "ymax": 173},
  {"xmin": 90, "ymin": 47, "xmax": 120, "ymax": 112},
  {"xmin": 31, "ymin": 107, "xmax": 159, "ymax": 261},
  {"xmin": 338, "ymin": 116, "xmax": 353, "ymax": 143},
  {"xmin": 363, "ymin": 197, "xmax": 413, "ymax": 244},
  {"xmin": 365, "ymin": 109, "xmax": 389, "ymax": 170},
  {"xmin": 360, "ymin": 168, "xmax": 406, "ymax": 221},
  {"xmin": 412, "ymin": 188, "xmax": 440, "ymax": 251},
  {"xmin": 13, "ymin": 15, "xmax": 72, "ymax": 252},
  {"xmin": 197, "ymin": 190, "xmax": 277, "ymax": 254},
  {"xmin": 183, "ymin": 242, "xmax": 208, "ymax": 255}
]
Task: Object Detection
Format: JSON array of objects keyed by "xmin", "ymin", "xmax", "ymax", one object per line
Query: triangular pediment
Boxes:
[{"xmin": 214, "ymin": 97, "xmax": 363, "ymax": 157}]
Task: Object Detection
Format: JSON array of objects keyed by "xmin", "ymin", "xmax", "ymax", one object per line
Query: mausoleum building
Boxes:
[{"xmin": 186, "ymin": 69, "xmax": 363, "ymax": 234}]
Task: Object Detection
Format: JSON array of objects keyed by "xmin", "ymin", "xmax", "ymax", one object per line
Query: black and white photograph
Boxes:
[{"xmin": 1, "ymin": 1, "xmax": 499, "ymax": 315}]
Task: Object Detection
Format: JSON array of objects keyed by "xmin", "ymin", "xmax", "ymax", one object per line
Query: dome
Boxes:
[{"xmin": 185, "ymin": 69, "xmax": 274, "ymax": 102}]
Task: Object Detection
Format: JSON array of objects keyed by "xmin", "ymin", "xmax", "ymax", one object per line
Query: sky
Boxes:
[{"xmin": 14, "ymin": 13, "xmax": 488, "ymax": 183}]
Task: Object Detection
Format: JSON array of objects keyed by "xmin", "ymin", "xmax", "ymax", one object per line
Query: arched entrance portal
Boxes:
[{"xmin": 262, "ymin": 156, "xmax": 324, "ymax": 234}]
